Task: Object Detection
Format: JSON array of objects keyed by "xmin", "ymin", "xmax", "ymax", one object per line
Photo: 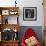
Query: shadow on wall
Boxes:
[{"xmin": 18, "ymin": 26, "xmax": 44, "ymax": 44}]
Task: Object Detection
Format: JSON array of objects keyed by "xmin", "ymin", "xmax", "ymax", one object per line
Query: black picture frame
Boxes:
[{"xmin": 23, "ymin": 7, "xmax": 37, "ymax": 21}]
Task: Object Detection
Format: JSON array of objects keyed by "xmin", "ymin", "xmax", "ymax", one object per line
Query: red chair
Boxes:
[{"xmin": 21, "ymin": 28, "xmax": 41, "ymax": 46}]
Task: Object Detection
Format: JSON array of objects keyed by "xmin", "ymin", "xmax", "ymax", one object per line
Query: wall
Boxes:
[
  {"xmin": 18, "ymin": 0, "xmax": 44, "ymax": 26},
  {"xmin": 0, "ymin": 0, "xmax": 44, "ymax": 26}
]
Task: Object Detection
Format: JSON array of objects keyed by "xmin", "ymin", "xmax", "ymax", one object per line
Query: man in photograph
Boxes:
[{"xmin": 25, "ymin": 9, "xmax": 34, "ymax": 18}]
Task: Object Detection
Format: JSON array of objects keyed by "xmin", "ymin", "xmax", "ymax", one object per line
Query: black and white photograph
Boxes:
[{"xmin": 23, "ymin": 7, "xmax": 37, "ymax": 21}]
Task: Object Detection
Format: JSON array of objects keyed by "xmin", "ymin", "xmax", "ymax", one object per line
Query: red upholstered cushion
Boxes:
[{"xmin": 24, "ymin": 28, "xmax": 36, "ymax": 39}]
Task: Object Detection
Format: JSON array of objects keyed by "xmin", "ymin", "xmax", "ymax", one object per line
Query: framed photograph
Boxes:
[
  {"xmin": 8, "ymin": 16, "xmax": 18, "ymax": 24},
  {"xmin": 9, "ymin": 10, "xmax": 18, "ymax": 15},
  {"xmin": 23, "ymin": 7, "xmax": 37, "ymax": 21},
  {"xmin": 2, "ymin": 10, "xmax": 9, "ymax": 15},
  {"xmin": 2, "ymin": 16, "xmax": 18, "ymax": 24}
]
